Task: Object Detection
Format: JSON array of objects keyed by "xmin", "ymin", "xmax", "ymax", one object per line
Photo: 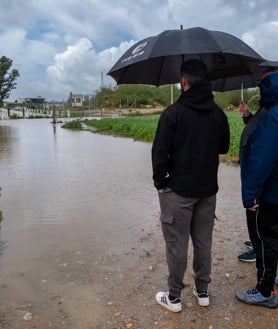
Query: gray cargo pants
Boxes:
[{"xmin": 158, "ymin": 188, "xmax": 216, "ymax": 298}]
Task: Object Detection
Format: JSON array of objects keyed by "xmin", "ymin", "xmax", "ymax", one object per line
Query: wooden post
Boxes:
[{"xmin": 52, "ymin": 104, "xmax": 56, "ymax": 124}]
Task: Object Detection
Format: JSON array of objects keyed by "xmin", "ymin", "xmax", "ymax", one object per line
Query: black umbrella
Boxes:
[
  {"xmin": 107, "ymin": 26, "xmax": 263, "ymax": 86},
  {"xmin": 212, "ymin": 59, "xmax": 278, "ymax": 92}
]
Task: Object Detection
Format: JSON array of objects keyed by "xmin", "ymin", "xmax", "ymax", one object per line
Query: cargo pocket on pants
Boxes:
[
  {"xmin": 160, "ymin": 213, "xmax": 174, "ymax": 224},
  {"xmin": 160, "ymin": 213, "xmax": 176, "ymax": 242}
]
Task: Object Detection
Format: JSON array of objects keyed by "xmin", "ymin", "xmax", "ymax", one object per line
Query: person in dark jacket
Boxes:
[
  {"xmin": 236, "ymin": 70, "xmax": 278, "ymax": 308},
  {"xmin": 152, "ymin": 59, "xmax": 230, "ymax": 312},
  {"xmin": 237, "ymin": 102, "xmax": 266, "ymax": 263}
]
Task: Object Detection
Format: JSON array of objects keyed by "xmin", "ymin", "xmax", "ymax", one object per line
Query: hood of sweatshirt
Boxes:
[
  {"xmin": 178, "ymin": 83, "xmax": 215, "ymax": 113},
  {"xmin": 259, "ymin": 71, "xmax": 278, "ymax": 109}
]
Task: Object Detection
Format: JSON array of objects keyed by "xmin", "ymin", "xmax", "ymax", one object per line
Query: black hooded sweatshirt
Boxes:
[{"xmin": 152, "ymin": 83, "xmax": 230, "ymax": 197}]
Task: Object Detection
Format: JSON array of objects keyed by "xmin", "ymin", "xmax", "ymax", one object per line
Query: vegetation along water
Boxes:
[{"xmin": 62, "ymin": 110, "xmax": 245, "ymax": 160}]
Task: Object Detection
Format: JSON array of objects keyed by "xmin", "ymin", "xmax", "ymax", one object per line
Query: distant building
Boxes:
[
  {"xmin": 69, "ymin": 92, "xmax": 84, "ymax": 107},
  {"xmin": 3, "ymin": 97, "xmax": 45, "ymax": 109},
  {"xmin": 25, "ymin": 97, "xmax": 45, "ymax": 105}
]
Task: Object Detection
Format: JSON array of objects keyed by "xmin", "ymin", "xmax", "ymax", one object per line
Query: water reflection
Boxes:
[{"xmin": 0, "ymin": 119, "xmax": 159, "ymax": 327}]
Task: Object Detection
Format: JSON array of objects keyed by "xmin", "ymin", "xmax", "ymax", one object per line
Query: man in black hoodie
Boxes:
[{"xmin": 152, "ymin": 59, "xmax": 230, "ymax": 312}]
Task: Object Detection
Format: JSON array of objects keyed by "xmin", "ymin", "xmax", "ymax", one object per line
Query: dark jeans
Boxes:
[
  {"xmin": 158, "ymin": 188, "xmax": 216, "ymax": 298},
  {"xmin": 246, "ymin": 201, "xmax": 278, "ymax": 296}
]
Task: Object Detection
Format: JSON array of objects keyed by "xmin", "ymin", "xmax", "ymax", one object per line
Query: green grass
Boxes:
[
  {"xmin": 81, "ymin": 111, "xmax": 246, "ymax": 158},
  {"xmin": 85, "ymin": 115, "xmax": 158, "ymax": 142},
  {"xmin": 61, "ymin": 120, "xmax": 83, "ymax": 130},
  {"xmin": 226, "ymin": 111, "xmax": 245, "ymax": 157}
]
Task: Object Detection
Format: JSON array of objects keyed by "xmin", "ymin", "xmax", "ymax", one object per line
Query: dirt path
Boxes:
[
  {"xmin": 92, "ymin": 164, "xmax": 277, "ymax": 329},
  {"xmin": 0, "ymin": 163, "xmax": 277, "ymax": 329}
]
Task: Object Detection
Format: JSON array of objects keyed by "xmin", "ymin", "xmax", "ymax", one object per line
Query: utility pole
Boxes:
[{"xmin": 101, "ymin": 72, "xmax": 104, "ymax": 87}]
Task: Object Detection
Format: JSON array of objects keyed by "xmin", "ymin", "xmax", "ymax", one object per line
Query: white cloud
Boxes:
[
  {"xmin": 242, "ymin": 21, "xmax": 278, "ymax": 60},
  {"xmin": 1, "ymin": 0, "xmax": 278, "ymax": 101},
  {"xmin": 44, "ymin": 38, "xmax": 135, "ymax": 100}
]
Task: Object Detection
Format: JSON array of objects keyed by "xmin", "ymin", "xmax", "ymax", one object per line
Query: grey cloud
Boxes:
[{"xmin": 3, "ymin": 0, "xmax": 278, "ymax": 101}]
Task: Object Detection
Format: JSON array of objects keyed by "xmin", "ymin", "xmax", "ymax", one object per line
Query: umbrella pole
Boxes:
[{"xmin": 241, "ymin": 82, "xmax": 244, "ymax": 101}]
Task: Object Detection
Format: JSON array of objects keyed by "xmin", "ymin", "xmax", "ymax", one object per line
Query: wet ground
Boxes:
[
  {"xmin": 1, "ymin": 162, "xmax": 277, "ymax": 329},
  {"xmin": 0, "ymin": 120, "xmax": 277, "ymax": 328}
]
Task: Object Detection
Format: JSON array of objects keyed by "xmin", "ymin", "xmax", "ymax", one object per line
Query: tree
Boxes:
[{"xmin": 0, "ymin": 56, "xmax": 20, "ymax": 105}]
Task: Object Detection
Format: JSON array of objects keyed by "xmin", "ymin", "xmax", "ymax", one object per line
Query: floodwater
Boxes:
[
  {"xmin": 0, "ymin": 119, "xmax": 159, "ymax": 327},
  {"xmin": 1, "ymin": 119, "xmax": 277, "ymax": 329}
]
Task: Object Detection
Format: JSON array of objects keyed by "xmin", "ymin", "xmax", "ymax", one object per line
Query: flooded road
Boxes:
[
  {"xmin": 0, "ymin": 119, "xmax": 159, "ymax": 327},
  {"xmin": 0, "ymin": 119, "xmax": 277, "ymax": 329}
]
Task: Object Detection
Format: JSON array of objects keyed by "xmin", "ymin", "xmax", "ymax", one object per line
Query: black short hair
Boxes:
[{"xmin": 180, "ymin": 59, "xmax": 207, "ymax": 85}]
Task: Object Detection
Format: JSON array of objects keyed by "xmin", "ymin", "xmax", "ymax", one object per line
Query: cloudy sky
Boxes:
[{"xmin": 1, "ymin": 0, "xmax": 278, "ymax": 102}]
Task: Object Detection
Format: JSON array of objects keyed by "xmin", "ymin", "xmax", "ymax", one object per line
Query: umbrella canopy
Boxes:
[
  {"xmin": 212, "ymin": 59, "xmax": 278, "ymax": 92},
  {"xmin": 107, "ymin": 26, "xmax": 263, "ymax": 86}
]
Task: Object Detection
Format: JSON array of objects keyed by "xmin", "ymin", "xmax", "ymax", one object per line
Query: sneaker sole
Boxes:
[
  {"xmin": 238, "ymin": 258, "xmax": 256, "ymax": 262},
  {"xmin": 156, "ymin": 300, "xmax": 182, "ymax": 312}
]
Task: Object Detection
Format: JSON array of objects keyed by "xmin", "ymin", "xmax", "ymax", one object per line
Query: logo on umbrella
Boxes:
[
  {"xmin": 132, "ymin": 42, "xmax": 147, "ymax": 55},
  {"xmin": 121, "ymin": 42, "xmax": 148, "ymax": 64}
]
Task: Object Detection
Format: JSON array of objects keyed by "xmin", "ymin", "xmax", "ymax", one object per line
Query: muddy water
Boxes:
[
  {"xmin": 1, "ymin": 119, "xmax": 269, "ymax": 329},
  {"xmin": 0, "ymin": 119, "xmax": 159, "ymax": 327}
]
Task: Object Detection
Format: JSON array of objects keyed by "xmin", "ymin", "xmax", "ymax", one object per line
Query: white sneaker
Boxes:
[
  {"xmin": 155, "ymin": 291, "xmax": 182, "ymax": 312},
  {"xmin": 193, "ymin": 286, "xmax": 210, "ymax": 306}
]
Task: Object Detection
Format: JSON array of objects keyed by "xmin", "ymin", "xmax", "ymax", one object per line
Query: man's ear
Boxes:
[{"xmin": 181, "ymin": 76, "xmax": 190, "ymax": 91}]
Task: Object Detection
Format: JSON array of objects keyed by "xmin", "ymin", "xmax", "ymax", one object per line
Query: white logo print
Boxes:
[
  {"xmin": 121, "ymin": 42, "xmax": 147, "ymax": 64},
  {"xmin": 132, "ymin": 42, "xmax": 147, "ymax": 55}
]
